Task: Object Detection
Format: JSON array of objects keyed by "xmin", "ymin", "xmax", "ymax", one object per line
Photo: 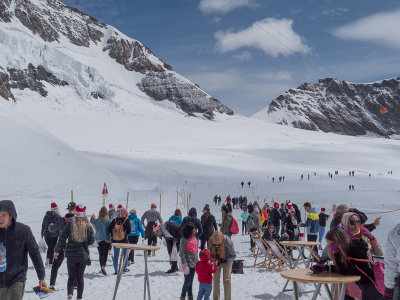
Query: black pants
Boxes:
[
  {"xmin": 147, "ymin": 236, "xmax": 157, "ymax": 255},
  {"xmin": 50, "ymin": 249, "xmax": 64, "ymax": 286},
  {"xmin": 45, "ymin": 236, "xmax": 58, "ymax": 264},
  {"xmin": 97, "ymin": 241, "xmax": 110, "ymax": 268},
  {"xmin": 166, "ymin": 239, "xmax": 179, "ymax": 271},
  {"xmin": 199, "ymin": 238, "xmax": 209, "ymax": 250},
  {"xmin": 249, "ymin": 228, "xmax": 258, "ymax": 249},
  {"xmin": 242, "ymin": 222, "xmax": 247, "ymax": 234},
  {"xmin": 67, "ymin": 260, "xmax": 86, "ymax": 299},
  {"xmin": 307, "ymin": 234, "xmax": 318, "ymax": 253},
  {"xmin": 128, "ymin": 236, "xmax": 139, "ymax": 262}
]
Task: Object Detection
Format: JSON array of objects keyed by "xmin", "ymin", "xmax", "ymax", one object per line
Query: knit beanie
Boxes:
[
  {"xmin": 51, "ymin": 202, "xmax": 58, "ymax": 211},
  {"xmin": 199, "ymin": 249, "xmax": 211, "ymax": 262},
  {"xmin": 75, "ymin": 204, "xmax": 86, "ymax": 217}
]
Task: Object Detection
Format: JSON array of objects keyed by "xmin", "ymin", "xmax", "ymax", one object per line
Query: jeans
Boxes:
[
  {"xmin": 249, "ymin": 228, "xmax": 258, "ymax": 249},
  {"xmin": 307, "ymin": 234, "xmax": 319, "ymax": 253},
  {"xmin": 113, "ymin": 247, "xmax": 128, "ymax": 273},
  {"xmin": 197, "ymin": 283, "xmax": 212, "ymax": 300},
  {"xmin": 181, "ymin": 267, "xmax": 196, "ymax": 297},
  {"xmin": 67, "ymin": 260, "xmax": 86, "ymax": 299},
  {"xmin": 274, "ymin": 225, "xmax": 280, "ymax": 235},
  {"xmin": 241, "ymin": 222, "xmax": 247, "ymax": 234},
  {"xmin": 318, "ymin": 226, "xmax": 326, "ymax": 248}
]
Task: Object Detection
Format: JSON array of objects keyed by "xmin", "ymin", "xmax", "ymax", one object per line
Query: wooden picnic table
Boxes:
[
  {"xmin": 111, "ymin": 243, "xmax": 160, "ymax": 300},
  {"xmin": 281, "ymin": 268, "xmax": 360, "ymax": 300}
]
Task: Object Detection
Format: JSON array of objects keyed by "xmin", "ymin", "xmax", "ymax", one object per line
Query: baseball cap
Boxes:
[{"xmin": 67, "ymin": 202, "xmax": 76, "ymax": 210}]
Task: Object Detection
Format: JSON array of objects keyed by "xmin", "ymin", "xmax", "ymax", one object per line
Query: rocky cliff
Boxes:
[
  {"xmin": 254, "ymin": 77, "xmax": 400, "ymax": 136},
  {"xmin": 0, "ymin": 0, "xmax": 233, "ymax": 118}
]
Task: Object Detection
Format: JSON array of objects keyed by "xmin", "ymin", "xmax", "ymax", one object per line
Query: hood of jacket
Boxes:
[
  {"xmin": 341, "ymin": 212, "xmax": 359, "ymax": 229},
  {"xmin": 0, "ymin": 200, "xmax": 17, "ymax": 223},
  {"xmin": 128, "ymin": 213, "xmax": 138, "ymax": 221},
  {"xmin": 188, "ymin": 207, "xmax": 197, "ymax": 218}
]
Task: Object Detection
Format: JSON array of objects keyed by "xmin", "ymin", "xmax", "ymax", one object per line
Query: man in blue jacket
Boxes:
[
  {"xmin": 300, "ymin": 202, "xmax": 319, "ymax": 252},
  {"xmin": 0, "ymin": 200, "xmax": 47, "ymax": 300}
]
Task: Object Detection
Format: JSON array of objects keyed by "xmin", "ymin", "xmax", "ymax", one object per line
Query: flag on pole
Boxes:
[{"xmin": 102, "ymin": 183, "xmax": 108, "ymax": 195}]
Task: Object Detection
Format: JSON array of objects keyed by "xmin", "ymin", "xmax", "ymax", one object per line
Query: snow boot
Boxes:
[
  {"xmin": 189, "ymin": 296, "xmax": 194, "ymax": 300},
  {"xmin": 179, "ymin": 297, "xmax": 185, "ymax": 300}
]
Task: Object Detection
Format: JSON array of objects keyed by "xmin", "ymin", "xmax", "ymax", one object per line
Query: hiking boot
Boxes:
[
  {"xmin": 179, "ymin": 297, "xmax": 185, "ymax": 300},
  {"xmin": 123, "ymin": 268, "xmax": 130, "ymax": 273},
  {"xmin": 189, "ymin": 296, "xmax": 194, "ymax": 300},
  {"xmin": 166, "ymin": 269, "xmax": 177, "ymax": 274},
  {"xmin": 48, "ymin": 285, "xmax": 55, "ymax": 291}
]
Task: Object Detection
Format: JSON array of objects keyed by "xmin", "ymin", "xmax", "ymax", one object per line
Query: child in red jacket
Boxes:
[{"xmin": 196, "ymin": 249, "xmax": 218, "ymax": 300}]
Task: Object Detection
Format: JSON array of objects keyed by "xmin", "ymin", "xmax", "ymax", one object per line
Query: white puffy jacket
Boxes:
[{"xmin": 384, "ymin": 223, "xmax": 400, "ymax": 289}]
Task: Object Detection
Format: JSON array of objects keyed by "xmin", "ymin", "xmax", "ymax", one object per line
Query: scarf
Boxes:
[{"xmin": 209, "ymin": 231, "xmax": 225, "ymax": 260}]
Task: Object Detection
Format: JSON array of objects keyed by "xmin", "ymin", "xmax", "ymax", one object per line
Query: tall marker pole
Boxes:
[{"xmin": 102, "ymin": 183, "xmax": 108, "ymax": 207}]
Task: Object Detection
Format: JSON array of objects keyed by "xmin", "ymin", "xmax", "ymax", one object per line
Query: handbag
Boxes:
[
  {"xmin": 170, "ymin": 244, "xmax": 179, "ymax": 262},
  {"xmin": 38, "ymin": 238, "xmax": 47, "ymax": 253},
  {"xmin": 348, "ymin": 257, "xmax": 385, "ymax": 295},
  {"xmin": 231, "ymin": 259, "xmax": 244, "ymax": 274}
]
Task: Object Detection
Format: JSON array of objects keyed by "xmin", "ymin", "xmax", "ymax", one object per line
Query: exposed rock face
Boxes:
[
  {"xmin": 4, "ymin": 0, "xmax": 105, "ymax": 46},
  {"xmin": 0, "ymin": 0, "xmax": 234, "ymax": 118},
  {"xmin": 138, "ymin": 72, "xmax": 234, "ymax": 116},
  {"xmin": 259, "ymin": 77, "xmax": 400, "ymax": 136},
  {"xmin": 0, "ymin": 70, "xmax": 15, "ymax": 101},
  {"xmin": 7, "ymin": 64, "xmax": 68, "ymax": 97}
]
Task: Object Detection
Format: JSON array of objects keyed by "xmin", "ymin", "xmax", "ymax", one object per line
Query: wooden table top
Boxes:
[
  {"xmin": 280, "ymin": 241, "xmax": 320, "ymax": 247},
  {"xmin": 112, "ymin": 243, "xmax": 160, "ymax": 251},
  {"xmin": 281, "ymin": 268, "xmax": 360, "ymax": 284}
]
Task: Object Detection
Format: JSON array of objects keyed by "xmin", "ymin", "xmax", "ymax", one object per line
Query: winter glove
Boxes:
[
  {"xmin": 310, "ymin": 263, "xmax": 328, "ymax": 273},
  {"xmin": 381, "ymin": 287, "xmax": 394, "ymax": 299},
  {"xmin": 182, "ymin": 264, "xmax": 189, "ymax": 275}
]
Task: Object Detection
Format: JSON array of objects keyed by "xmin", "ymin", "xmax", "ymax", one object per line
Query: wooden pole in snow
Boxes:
[
  {"xmin": 126, "ymin": 192, "xmax": 129, "ymax": 210},
  {"xmin": 71, "ymin": 190, "xmax": 74, "ymax": 203},
  {"xmin": 160, "ymin": 193, "xmax": 162, "ymax": 215},
  {"xmin": 176, "ymin": 191, "xmax": 178, "ymax": 209}
]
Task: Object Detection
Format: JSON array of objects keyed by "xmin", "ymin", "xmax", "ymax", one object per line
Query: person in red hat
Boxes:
[
  {"xmin": 54, "ymin": 204, "xmax": 95, "ymax": 300},
  {"xmin": 196, "ymin": 249, "xmax": 218, "ymax": 300},
  {"xmin": 318, "ymin": 207, "xmax": 329, "ymax": 250},
  {"xmin": 268, "ymin": 202, "xmax": 281, "ymax": 234},
  {"xmin": 108, "ymin": 204, "xmax": 117, "ymax": 220},
  {"xmin": 41, "ymin": 202, "xmax": 63, "ymax": 268}
]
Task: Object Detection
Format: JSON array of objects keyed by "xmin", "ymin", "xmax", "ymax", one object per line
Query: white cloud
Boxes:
[
  {"xmin": 215, "ymin": 18, "xmax": 310, "ymax": 57},
  {"xmin": 333, "ymin": 9, "xmax": 400, "ymax": 49},
  {"xmin": 232, "ymin": 51, "xmax": 252, "ymax": 61},
  {"xmin": 199, "ymin": 0, "xmax": 253, "ymax": 14}
]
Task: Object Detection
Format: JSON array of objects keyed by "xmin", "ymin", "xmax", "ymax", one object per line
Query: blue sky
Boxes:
[{"xmin": 61, "ymin": 0, "xmax": 400, "ymax": 116}]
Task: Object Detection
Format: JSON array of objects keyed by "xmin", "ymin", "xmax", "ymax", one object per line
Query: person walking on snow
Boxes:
[
  {"xmin": 141, "ymin": 203, "xmax": 163, "ymax": 256},
  {"xmin": 179, "ymin": 223, "xmax": 199, "ymax": 300},
  {"xmin": 41, "ymin": 202, "xmax": 64, "ymax": 269},
  {"xmin": 200, "ymin": 204, "xmax": 217, "ymax": 250},
  {"xmin": 182, "ymin": 207, "xmax": 203, "ymax": 240},
  {"xmin": 90, "ymin": 206, "xmax": 111, "ymax": 275},
  {"xmin": 54, "ymin": 204, "xmax": 95, "ymax": 300},
  {"xmin": 153, "ymin": 221, "xmax": 181, "ymax": 273},
  {"xmin": 218, "ymin": 205, "xmax": 233, "ymax": 237},
  {"xmin": 127, "ymin": 209, "xmax": 145, "ymax": 264},
  {"xmin": 240, "ymin": 207, "xmax": 250, "ymax": 235},
  {"xmin": 196, "ymin": 249, "xmax": 218, "ymax": 300},
  {"xmin": 318, "ymin": 207, "xmax": 329, "ymax": 250},
  {"xmin": 0, "ymin": 200, "xmax": 47, "ymax": 300}
]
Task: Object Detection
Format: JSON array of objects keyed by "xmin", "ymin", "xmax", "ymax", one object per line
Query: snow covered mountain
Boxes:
[
  {"xmin": 0, "ymin": 0, "xmax": 233, "ymax": 119},
  {"xmin": 253, "ymin": 77, "xmax": 400, "ymax": 136}
]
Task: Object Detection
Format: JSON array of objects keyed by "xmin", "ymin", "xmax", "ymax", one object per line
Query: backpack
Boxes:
[
  {"xmin": 246, "ymin": 215, "xmax": 257, "ymax": 229},
  {"xmin": 113, "ymin": 218, "xmax": 128, "ymax": 241},
  {"xmin": 229, "ymin": 217, "xmax": 239, "ymax": 235},
  {"xmin": 348, "ymin": 257, "xmax": 385, "ymax": 295}
]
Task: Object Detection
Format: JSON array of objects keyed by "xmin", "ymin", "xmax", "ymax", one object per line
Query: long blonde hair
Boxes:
[
  {"xmin": 71, "ymin": 217, "xmax": 95, "ymax": 243},
  {"xmin": 97, "ymin": 206, "xmax": 109, "ymax": 221}
]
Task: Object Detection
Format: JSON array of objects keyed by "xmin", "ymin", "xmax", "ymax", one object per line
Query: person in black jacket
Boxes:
[
  {"xmin": 107, "ymin": 205, "xmax": 131, "ymax": 275},
  {"xmin": 41, "ymin": 202, "xmax": 64, "ymax": 268},
  {"xmin": 268, "ymin": 203, "xmax": 281, "ymax": 234},
  {"xmin": 311, "ymin": 228, "xmax": 381, "ymax": 300},
  {"xmin": 153, "ymin": 221, "xmax": 181, "ymax": 273},
  {"xmin": 199, "ymin": 204, "xmax": 217, "ymax": 250},
  {"xmin": 0, "ymin": 200, "xmax": 46, "ymax": 300},
  {"xmin": 54, "ymin": 203, "xmax": 95, "ymax": 300},
  {"xmin": 181, "ymin": 207, "xmax": 203, "ymax": 239}
]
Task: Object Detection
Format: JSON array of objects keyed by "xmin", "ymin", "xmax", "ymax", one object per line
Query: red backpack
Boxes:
[{"xmin": 229, "ymin": 217, "xmax": 239, "ymax": 235}]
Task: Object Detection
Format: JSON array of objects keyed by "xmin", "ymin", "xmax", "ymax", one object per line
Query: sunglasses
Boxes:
[{"xmin": 349, "ymin": 220, "xmax": 361, "ymax": 225}]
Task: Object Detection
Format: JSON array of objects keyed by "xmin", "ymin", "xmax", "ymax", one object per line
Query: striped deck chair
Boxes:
[{"xmin": 263, "ymin": 239, "xmax": 291, "ymax": 271}]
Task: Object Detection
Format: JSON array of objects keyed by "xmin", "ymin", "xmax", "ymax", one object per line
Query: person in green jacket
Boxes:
[
  {"xmin": 218, "ymin": 205, "xmax": 232, "ymax": 237},
  {"xmin": 240, "ymin": 207, "xmax": 250, "ymax": 235}
]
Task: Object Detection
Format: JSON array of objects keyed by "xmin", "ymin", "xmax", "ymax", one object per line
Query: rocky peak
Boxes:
[{"xmin": 256, "ymin": 77, "xmax": 400, "ymax": 137}]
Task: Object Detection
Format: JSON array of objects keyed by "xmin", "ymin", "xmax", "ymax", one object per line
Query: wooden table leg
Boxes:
[
  {"xmin": 310, "ymin": 283, "xmax": 322, "ymax": 300},
  {"xmin": 324, "ymin": 284, "xmax": 333, "ymax": 300},
  {"xmin": 293, "ymin": 281, "xmax": 299, "ymax": 300},
  {"xmin": 144, "ymin": 250, "xmax": 151, "ymax": 300},
  {"xmin": 339, "ymin": 283, "xmax": 347, "ymax": 300}
]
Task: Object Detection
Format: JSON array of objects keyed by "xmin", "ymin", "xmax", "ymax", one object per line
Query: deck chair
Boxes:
[
  {"xmin": 253, "ymin": 237, "xmax": 270, "ymax": 268},
  {"xmin": 264, "ymin": 240, "xmax": 291, "ymax": 271}
]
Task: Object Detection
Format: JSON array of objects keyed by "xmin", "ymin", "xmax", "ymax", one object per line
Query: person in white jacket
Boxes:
[{"xmin": 383, "ymin": 223, "xmax": 400, "ymax": 299}]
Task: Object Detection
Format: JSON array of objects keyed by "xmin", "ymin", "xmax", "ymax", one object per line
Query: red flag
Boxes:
[{"xmin": 102, "ymin": 183, "xmax": 108, "ymax": 195}]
